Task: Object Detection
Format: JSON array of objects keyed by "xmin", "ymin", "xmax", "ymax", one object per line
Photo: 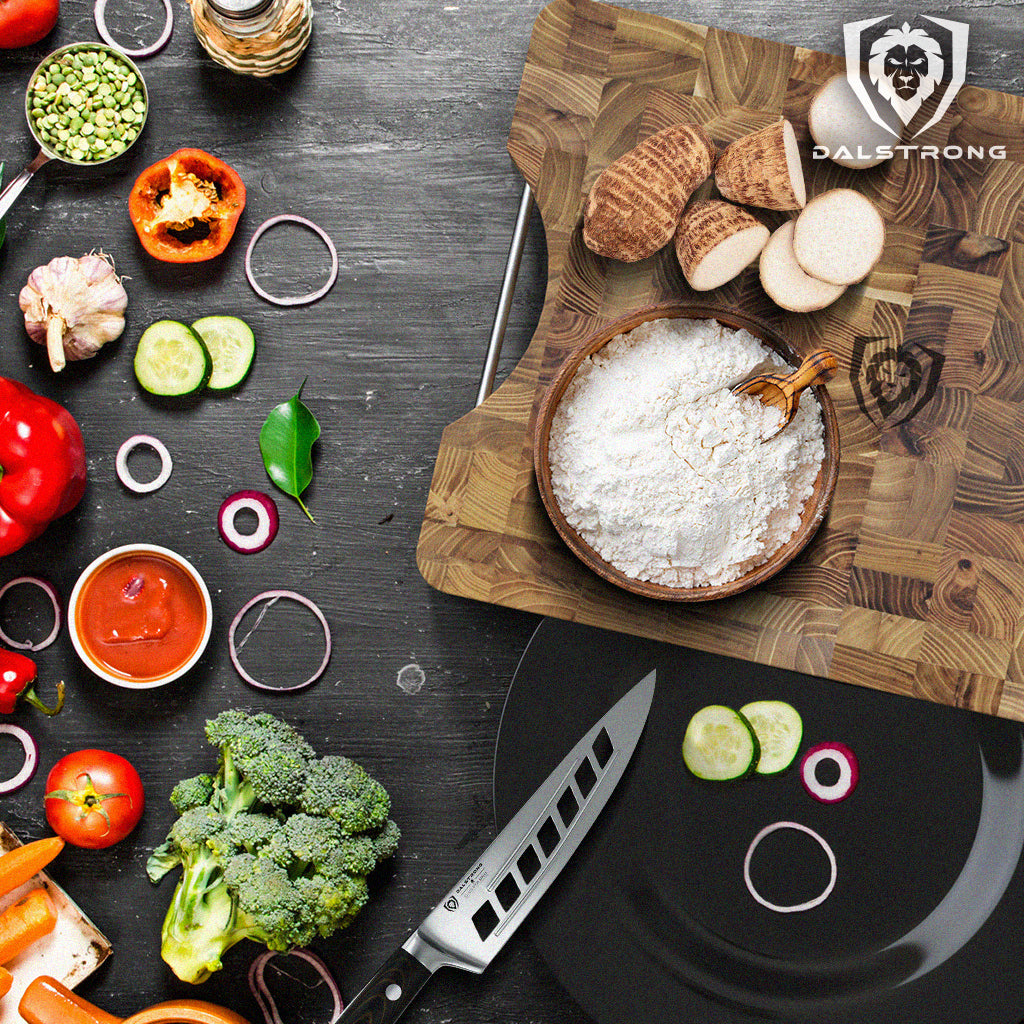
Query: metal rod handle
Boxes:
[
  {"xmin": 476, "ymin": 182, "xmax": 534, "ymax": 407},
  {"xmin": 0, "ymin": 150, "xmax": 51, "ymax": 223}
]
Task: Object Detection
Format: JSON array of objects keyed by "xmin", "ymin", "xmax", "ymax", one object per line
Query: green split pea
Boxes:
[{"xmin": 28, "ymin": 47, "xmax": 146, "ymax": 164}]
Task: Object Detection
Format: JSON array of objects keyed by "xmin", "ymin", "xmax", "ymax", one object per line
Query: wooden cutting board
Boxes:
[{"xmin": 416, "ymin": 0, "xmax": 1024, "ymax": 721}]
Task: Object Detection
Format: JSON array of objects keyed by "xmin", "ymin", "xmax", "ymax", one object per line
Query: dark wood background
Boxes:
[{"xmin": 1, "ymin": 1, "xmax": 1023, "ymax": 1021}]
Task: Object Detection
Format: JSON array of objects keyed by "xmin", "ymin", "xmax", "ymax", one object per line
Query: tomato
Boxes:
[
  {"xmin": 0, "ymin": 0, "xmax": 59, "ymax": 49},
  {"xmin": 44, "ymin": 750, "xmax": 145, "ymax": 849},
  {"xmin": 128, "ymin": 149, "xmax": 246, "ymax": 263}
]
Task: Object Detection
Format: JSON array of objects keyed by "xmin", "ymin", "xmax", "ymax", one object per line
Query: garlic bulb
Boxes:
[{"xmin": 19, "ymin": 252, "xmax": 129, "ymax": 372}]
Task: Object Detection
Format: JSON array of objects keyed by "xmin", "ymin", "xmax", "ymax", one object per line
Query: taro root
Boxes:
[
  {"xmin": 674, "ymin": 199, "xmax": 769, "ymax": 291},
  {"xmin": 715, "ymin": 119, "xmax": 806, "ymax": 212},
  {"xmin": 583, "ymin": 122, "xmax": 716, "ymax": 263},
  {"xmin": 759, "ymin": 221, "xmax": 847, "ymax": 313},
  {"xmin": 791, "ymin": 188, "xmax": 885, "ymax": 286}
]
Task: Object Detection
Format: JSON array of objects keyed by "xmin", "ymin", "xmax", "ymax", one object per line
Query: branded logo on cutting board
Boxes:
[
  {"xmin": 850, "ymin": 336, "xmax": 945, "ymax": 429},
  {"xmin": 844, "ymin": 15, "xmax": 968, "ymax": 139}
]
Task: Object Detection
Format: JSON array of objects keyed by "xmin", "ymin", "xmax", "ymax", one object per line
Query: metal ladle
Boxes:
[
  {"xmin": 730, "ymin": 348, "xmax": 838, "ymax": 441},
  {"xmin": 0, "ymin": 41, "xmax": 148, "ymax": 222}
]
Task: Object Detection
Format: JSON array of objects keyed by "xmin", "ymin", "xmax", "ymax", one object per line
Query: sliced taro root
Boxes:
[
  {"xmin": 759, "ymin": 220, "xmax": 846, "ymax": 312},
  {"xmin": 715, "ymin": 119, "xmax": 806, "ymax": 212},
  {"xmin": 583, "ymin": 122, "xmax": 716, "ymax": 262},
  {"xmin": 675, "ymin": 200, "xmax": 769, "ymax": 291},
  {"xmin": 792, "ymin": 188, "xmax": 885, "ymax": 286},
  {"xmin": 808, "ymin": 74, "xmax": 896, "ymax": 170}
]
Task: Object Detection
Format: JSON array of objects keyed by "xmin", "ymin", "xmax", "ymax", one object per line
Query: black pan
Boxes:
[{"xmin": 493, "ymin": 618, "xmax": 1024, "ymax": 1024}]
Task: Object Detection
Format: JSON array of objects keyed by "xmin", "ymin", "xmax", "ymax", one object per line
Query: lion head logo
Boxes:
[{"xmin": 868, "ymin": 23, "xmax": 944, "ymax": 125}]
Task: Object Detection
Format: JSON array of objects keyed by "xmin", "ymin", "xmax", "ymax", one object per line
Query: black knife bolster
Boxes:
[{"xmin": 340, "ymin": 946, "xmax": 433, "ymax": 1024}]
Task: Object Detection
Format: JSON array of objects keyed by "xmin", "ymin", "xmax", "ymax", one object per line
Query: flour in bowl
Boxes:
[{"xmin": 547, "ymin": 318, "xmax": 825, "ymax": 588}]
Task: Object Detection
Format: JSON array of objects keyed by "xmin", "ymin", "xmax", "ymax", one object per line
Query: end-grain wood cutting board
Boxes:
[{"xmin": 417, "ymin": 0, "xmax": 1024, "ymax": 721}]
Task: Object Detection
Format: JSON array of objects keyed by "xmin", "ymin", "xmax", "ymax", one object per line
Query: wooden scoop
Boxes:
[
  {"xmin": 730, "ymin": 348, "xmax": 837, "ymax": 440},
  {"xmin": 19, "ymin": 976, "xmax": 251, "ymax": 1024}
]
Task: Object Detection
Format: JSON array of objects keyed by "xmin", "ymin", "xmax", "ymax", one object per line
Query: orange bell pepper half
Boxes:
[{"xmin": 128, "ymin": 148, "xmax": 246, "ymax": 263}]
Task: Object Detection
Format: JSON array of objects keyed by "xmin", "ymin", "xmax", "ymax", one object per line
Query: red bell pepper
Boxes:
[
  {"xmin": 0, "ymin": 378, "xmax": 86, "ymax": 557},
  {"xmin": 128, "ymin": 148, "xmax": 246, "ymax": 263},
  {"xmin": 0, "ymin": 651, "xmax": 64, "ymax": 715}
]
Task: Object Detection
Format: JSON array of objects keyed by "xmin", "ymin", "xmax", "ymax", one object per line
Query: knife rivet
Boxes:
[{"xmin": 385, "ymin": 984, "xmax": 403, "ymax": 1001}]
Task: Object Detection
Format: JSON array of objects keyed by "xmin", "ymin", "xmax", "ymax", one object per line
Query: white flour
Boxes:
[{"xmin": 548, "ymin": 318, "xmax": 825, "ymax": 588}]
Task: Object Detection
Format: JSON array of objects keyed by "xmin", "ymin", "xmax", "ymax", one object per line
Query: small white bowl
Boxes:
[{"xmin": 68, "ymin": 544, "xmax": 213, "ymax": 689}]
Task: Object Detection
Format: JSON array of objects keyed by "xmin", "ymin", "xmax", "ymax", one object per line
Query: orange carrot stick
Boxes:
[
  {"xmin": 0, "ymin": 966, "xmax": 11, "ymax": 998},
  {"xmin": 0, "ymin": 838, "xmax": 63, "ymax": 900},
  {"xmin": 0, "ymin": 888, "xmax": 57, "ymax": 965}
]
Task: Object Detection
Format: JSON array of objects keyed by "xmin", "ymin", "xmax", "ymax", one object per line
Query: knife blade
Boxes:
[{"xmin": 337, "ymin": 669, "xmax": 656, "ymax": 1024}]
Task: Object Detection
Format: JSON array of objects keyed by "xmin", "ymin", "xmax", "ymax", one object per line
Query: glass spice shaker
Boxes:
[{"xmin": 189, "ymin": 0, "xmax": 312, "ymax": 76}]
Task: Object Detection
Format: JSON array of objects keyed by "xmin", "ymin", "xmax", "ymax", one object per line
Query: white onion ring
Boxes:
[
  {"xmin": 95, "ymin": 0, "xmax": 174, "ymax": 56},
  {"xmin": 116, "ymin": 434, "xmax": 173, "ymax": 494},
  {"xmin": 0, "ymin": 725, "xmax": 39, "ymax": 794},
  {"xmin": 218, "ymin": 491, "xmax": 280, "ymax": 554},
  {"xmin": 229, "ymin": 590, "xmax": 331, "ymax": 692},
  {"xmin": 0, "ymin": 577, "xmax": 61, "ymax": 651},
  {"xmin": 743, "ymin": 820, "xmax": 837, "ymax": 914},
  {"xmin": 245, "ymin": 215, "xmax": 339, "ymax": 306},
  {"xmin": 249, "ymin": 949, "xmax": 343, "ymax": 1024}
]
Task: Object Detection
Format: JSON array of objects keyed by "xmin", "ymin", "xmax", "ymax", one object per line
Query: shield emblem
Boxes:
[
  {"xmin": 850, "ymin": 335, "xmax": 945, "ymax": 429},
  {"xmin": 844, "ymin": 15, "xmax": 968, "ymax": 139}
]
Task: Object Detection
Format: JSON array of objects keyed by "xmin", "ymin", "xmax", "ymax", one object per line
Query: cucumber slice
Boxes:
[
  {"xmin": 134, "ymin": 320, "xmax": 212, "ymax": 397},
  {"xmin": 191, "ymin": 315, "xmax": 256, "ymax": 391},
  {"xmin": 682, "ymin": 705, "xmax": 760, "ymax": 781},
  {"xmin": 739, "ymin": 700, "xmax": 803, "ymax": 774}
]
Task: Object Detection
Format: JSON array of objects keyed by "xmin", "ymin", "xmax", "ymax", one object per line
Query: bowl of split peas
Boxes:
[{"xmin": 24, "ymin": 42, "xmax": 148, "ymax": 166}]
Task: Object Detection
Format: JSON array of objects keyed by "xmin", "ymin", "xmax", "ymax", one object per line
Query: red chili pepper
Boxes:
[
  {"xmin": 0, "ymin": 378, "xmax": 87, "ymax": 557},
  {"xmin": 0, "ymin": 651, "xmax": 64, "ymax": 715},
  {"xmin": 128, "ymin": 148, "xmax": 246, "ymax": 263}
]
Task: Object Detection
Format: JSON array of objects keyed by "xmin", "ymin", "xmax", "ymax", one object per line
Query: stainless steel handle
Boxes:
[
  {"xmin": 476, "ymin": 182, "xmax": 534, "ymax": 406},
  {"xmin": 0, "ymin": 150, "xmax": 51, "ymax": 222}
]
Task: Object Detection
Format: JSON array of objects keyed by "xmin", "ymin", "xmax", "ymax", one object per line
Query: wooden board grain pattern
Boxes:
[{"xmin": 417, "ymin": 0, "xmax": 1024, "ymax": 721}]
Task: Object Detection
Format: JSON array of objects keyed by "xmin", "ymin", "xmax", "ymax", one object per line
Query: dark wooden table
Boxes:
[{"xmin": 1, "ymin": 1, "xmax": 1023, "ymax": 1020}]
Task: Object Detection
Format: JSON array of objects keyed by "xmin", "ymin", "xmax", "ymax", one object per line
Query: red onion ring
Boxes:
[
  {"xmin": 229, "ymin": 590, "xmax": 331, "ymax": 692},
  {"xmin": 116, "ymin": 434, "xmax": 173, "ymax": 494},
  {"xmin": 245, "ymin": 215, "xmax": 339, "ymax": 306},
  {"xmin": 218, "ymin": 490, "xmax": 280, "ymax": 554},
  {"xmin": 743, "ymin": 820, "xmax": 836, "ymax": 913},
  {"xmin": 94, "ymin": 0, "xmax": 174, "ymax": 56},
  {"xmin": 0, "ymin": 577, "xmax": 61, "ymax": 651},
  {"xmin": 800, "ymin": 742, "xmax": 859, "ymax": 803},
  {"xmin": 249, "ymin": 949, "xmax": 343, "ymax": 1024},
  {"xmin": 0, "ymin": 725, "xmax": 39, "ymax": 794}
]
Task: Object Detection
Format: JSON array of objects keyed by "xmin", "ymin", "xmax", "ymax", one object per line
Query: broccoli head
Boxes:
[{"xmin": 148, "ymin": 710, "xmax": 399, "ymax": 984}]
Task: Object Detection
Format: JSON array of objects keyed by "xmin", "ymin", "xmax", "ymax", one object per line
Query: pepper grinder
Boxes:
[{"xmin": 189, "ymin": 0, "xmax": 312, "ymax": 76}]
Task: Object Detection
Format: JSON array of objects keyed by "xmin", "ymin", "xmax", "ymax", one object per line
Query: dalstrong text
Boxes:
[{"xmin": 813, "ymin": 143, "xmax": 1006, "ymax": 161}]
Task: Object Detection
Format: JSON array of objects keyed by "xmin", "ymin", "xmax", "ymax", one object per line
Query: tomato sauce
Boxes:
[{"xmin": 75, "ymin": 552, "xmax": 207, "ymax": 683}]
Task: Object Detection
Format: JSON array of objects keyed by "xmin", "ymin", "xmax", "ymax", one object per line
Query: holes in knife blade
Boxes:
[
  {"xmin": 593, "ymin": 727, "xmax": 613, "ymax": 768},
  {"xmin": 575, "ymin": 757, "xmax": 597, "ymax": 797},
  {"xmin": 557, "ymin": 787, "xmax": 579, "ymax": 827},
  {"xmin": 537, "ymin": 816, "xmax": 560, "ymax": 857},
  {"xmin": 472, "ymin": 900, "xmax": 499, "ymax": 941},
  {"xmin": 517, "ymin": 844, "xmax": 541, "ymax": 883},
  {"xmin": 496, "ymin": 873, "xmax": 521, "ymax": 911}
]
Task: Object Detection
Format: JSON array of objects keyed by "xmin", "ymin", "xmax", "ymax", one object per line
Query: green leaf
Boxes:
[{"xmin": 259, "ymin": 380, "xmax": 321, "ymax": 521}]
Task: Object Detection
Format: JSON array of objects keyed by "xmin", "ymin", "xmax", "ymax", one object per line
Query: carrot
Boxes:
[
  {"xmin": 0, "ymin": 966, "xmax": 11, "ymax": 998},
  {"xmin": 0, "ymin": 838, "xmax": 64, "ymax": 900},
  {"xmin": 0, "ymin": 888, "xmax": 57, "ymax": 965}
]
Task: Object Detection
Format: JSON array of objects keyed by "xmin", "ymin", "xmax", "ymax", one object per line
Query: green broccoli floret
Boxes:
[
  {"xmin": 299, "ymin": 755, "xmax": 391, "ymax": 833},
  {"xmin": 147, "ymin": 710, "xmax": 399, "ymax": 984},
  {"xmin": 170, "ymin": 774, "xmax": 215, "ymax": 815}
]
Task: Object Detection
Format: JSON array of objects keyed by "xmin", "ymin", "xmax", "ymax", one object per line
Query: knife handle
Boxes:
[{"xmin": 338, "ymin": 947, "xmax": 433, "ymax": 1024}]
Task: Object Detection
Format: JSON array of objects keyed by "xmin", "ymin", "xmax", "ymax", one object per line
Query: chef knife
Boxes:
[{"xmin": 337, "ymin": 669, "xmax": 656, "ymax": 1024}]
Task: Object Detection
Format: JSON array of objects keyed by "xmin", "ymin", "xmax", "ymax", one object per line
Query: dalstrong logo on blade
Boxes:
[{"xmin": 844, "ymin": 14, "xmax": 968, "ymax": 139}]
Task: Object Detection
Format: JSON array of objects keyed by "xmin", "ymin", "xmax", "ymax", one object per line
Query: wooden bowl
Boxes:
[{"xmin": 533, "ymin": 302, "xmax": 841, "ymax": 602}]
